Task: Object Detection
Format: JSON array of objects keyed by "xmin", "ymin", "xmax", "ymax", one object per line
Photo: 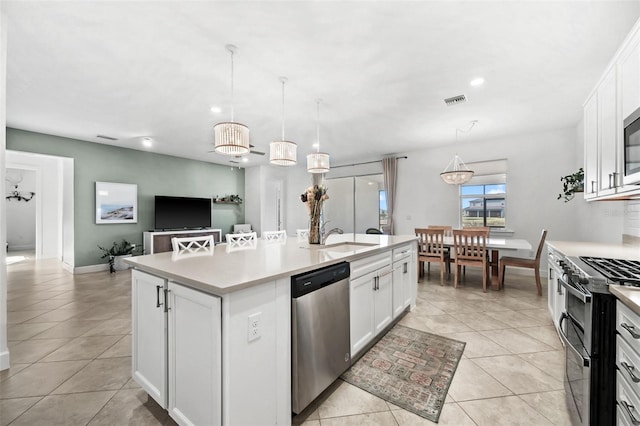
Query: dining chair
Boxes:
[
  {"xmin": 415, "ymin": 228, "xmax": 450, "ymax": 285},
  {"xmin": 171, "ymin": 235, "xmax": 215, "ymax": 253},
  {"xmin": 226, "ymin": 232, "xmax": 258, "ymax": 246},
  {"xmin": 262, "ymin": 230, "xmax": 287, "ymax": 242},
  {"xmin": 296, "ymin": 229, "xmax": 310, "ymax": 240},
  {"xmin": 453, "ymin": 229, "xmax": 489, "ymax": 292},
  {"xmin": 428, "ymin": 225, "xmax": 453, "ymax": 236},
  {"xmin": 498, "ymin": 229, "xmax": 548, "ymax": 296}
]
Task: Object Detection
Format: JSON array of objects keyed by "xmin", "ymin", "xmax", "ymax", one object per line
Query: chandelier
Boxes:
[
  {"xmin": 307, "ymin": 99, "xmax": 330, "ymax": 174},
  {"xmin": 440, "ymin": 121, "xmax": 477, "ymax": 185},
  {"xmin": 269, "ymin": 77, "xmax": 297, "ymax": 166},
  {"xmin": 5, "ymin": 173, "xmax": 35, "ymax": 202},
  {"xmin": 213, "ymin": 44, "xmax": 250, "ymax": 156}
]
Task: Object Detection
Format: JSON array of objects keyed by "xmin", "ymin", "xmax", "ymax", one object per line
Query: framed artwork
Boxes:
[{"xmin": 95, "ymin": 182, "xmax": 138, "ymax": 224}]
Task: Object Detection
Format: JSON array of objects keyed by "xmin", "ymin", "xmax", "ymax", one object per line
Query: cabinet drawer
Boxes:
[
  {"xmin": 618, "ymin": 301, "xmax": 640, "ymax": 345},
  {"xmin": 618, "ymin": 335, "xmax": 640, "ymax": 395},
  {"xmin": 351, "ymin": 252, "xmax": 392, "ymax": 279},
  {"xmin": 392, "ymin": 244, "xmax": 412, "ymax": 262},
  {"xmin": 618, "ymin": 371, "xmax": 640, "ymax": 425}
]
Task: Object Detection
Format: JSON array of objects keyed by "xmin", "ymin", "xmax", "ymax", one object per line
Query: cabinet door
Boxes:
[
  {"xmin": 584, "ymin": 93, "xmax": 599, "ymax": 199},
  {"xmin": 391, "ymin": 263, "xmax": 404, "ymax": 319},
  {"xmin": 598, "ymin": 68, "xmax": 619, "ymax": 195},
  {"xmin": 401, "ymin": 260, "xmax": 412, "ymax": 309},
  {"xmin": 620, "ymin": 36, "xmax": 640, "ymax": 120},
  {"xmin": 350, "ymin": 272, "xmax": 375, "ymax": 357},
  {"xmin": 167, "ymin": 282, "xmax": 221, "ymax": 426},
  {"xmin": 132, "ymin": 270, "xmax": 167, "ymax": 408},
  {"xmin": 374, "ymin": 269, "xmax": 393, "ymax": 335}
]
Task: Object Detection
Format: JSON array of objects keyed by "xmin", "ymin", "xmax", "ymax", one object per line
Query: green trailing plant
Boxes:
[
  {"xmin": 98, "ymin": 239, "xmax": 141, "ymax": 273},
  {"xmin": 557, "ymin": 168, "xmax": 584, "ymax": 202}
]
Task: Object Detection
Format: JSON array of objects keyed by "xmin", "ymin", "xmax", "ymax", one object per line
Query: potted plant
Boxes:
[
  {"xmin": 557, "ymin": 168, "xmax": 584, "ymax": 202},
  {"xmin": 98, "ymin": 239, "xmax": 141, "ymax": 273}
]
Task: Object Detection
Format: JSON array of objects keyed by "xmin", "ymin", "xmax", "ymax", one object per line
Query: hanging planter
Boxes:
[{"xmin": 557, "ymin": 168, "xmax": 584, "ymax": 202}]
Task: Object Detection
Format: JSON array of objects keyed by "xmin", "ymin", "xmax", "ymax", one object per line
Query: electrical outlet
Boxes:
[{"xmin": 248, "ymin": 312, "xmax": 262, "ymax": 342}]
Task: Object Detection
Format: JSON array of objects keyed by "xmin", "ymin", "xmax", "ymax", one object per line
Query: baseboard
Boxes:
[
  {"xmin": 61, "ymin": 262, "xmax": 74, "ymax": 273},
  {"xmin": 73, "ymin": 264, "xmax": 109, "ymax": 274},
  {"xmin": 0, "ymin": 350, "xmax": 10, "ymax": 371}
]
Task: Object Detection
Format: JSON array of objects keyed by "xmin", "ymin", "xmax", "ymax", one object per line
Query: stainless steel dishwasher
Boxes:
[{"xmin": 291, "ymin": 262, "xmax": 350, "ymax": 414}]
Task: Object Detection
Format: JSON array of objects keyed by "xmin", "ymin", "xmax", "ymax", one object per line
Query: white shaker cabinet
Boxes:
[
  {"xmin": 391, "ymin": 244, "xmax": 413, "ymax": 319},
  {"xmin": 132, "ymin": 270, "xmax": 222, "ymax": 426},
  {"xmin": 132, "ymin": 270, "xmax": 167, "ymax": 408},
  {"xmin": 349, "ymin": 252, "xmax": 393, "ymax": 358},
  {"xmin": 167, "ymin": 281, "xmax": 221, "ymax": 426},
  {"xmin": 597, "ymin": 67, "xmax": 619, "ymax": 196},
  {"xmin": 620, "ymin": 35, "xmax": 640, "ymax": 120},
  {"xmin": 584, "ymin": 93, "xmax": 599, "ymax": 200}
]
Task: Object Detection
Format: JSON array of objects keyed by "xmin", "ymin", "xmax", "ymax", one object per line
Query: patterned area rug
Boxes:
[{"xmin": 341, "ymin": 324, "xmax": 465, "ymax": 423}]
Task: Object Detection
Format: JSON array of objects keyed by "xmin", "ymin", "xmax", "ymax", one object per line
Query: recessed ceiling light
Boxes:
[
  {"xmin": 470, "ymin": 77, "xmax": 485, "ymax": 87},
  {"xmin": 241, "ymin": 157, "xmax": 249, "ymax": 163},
  {"xmin": 142, "ymin": 137, "xmax": 153, "ymax": 148},
  {"xmin": 210, "ymin": 106, "xmax": 222, "ymax": 113}
]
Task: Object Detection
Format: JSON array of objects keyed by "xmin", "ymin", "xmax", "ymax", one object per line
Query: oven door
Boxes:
[{"xmin": 559, "ymin": 312, "xmax": 590, "ymax": 426}]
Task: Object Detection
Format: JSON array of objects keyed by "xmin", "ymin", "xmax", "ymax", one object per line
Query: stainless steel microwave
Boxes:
[{"xmin": 623, "ymin": 106, "xmax": 640, "ymax": 185}]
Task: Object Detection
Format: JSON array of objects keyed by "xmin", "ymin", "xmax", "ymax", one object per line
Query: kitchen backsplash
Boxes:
[{"xmin": 623, "ymin": 200, "xmax": 640, "ymax": 245}]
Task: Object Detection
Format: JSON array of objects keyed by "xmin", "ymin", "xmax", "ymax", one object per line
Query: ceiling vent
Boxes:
[
  {"xmin": 96, "ymin": 134, "xmax": 118, "ymax": 141},
  {"xmin": 444, "ymin": 94, "xmax": 467, "ymax": 106}
]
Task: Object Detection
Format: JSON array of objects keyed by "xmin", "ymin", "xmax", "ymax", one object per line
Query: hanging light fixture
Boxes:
[
  {"xmin": 307, "ymin": 99, "xmax": 330, "ymax": 173},
  {"xmin": 213, "ymin": 44, "xmax": 250, "ymax": 156},
  {"xmin": 440, "ymin": 121, "xmax": 476, "ymax": 185},
  {"xmin": 269, "ymin": 77, "xmax": 297, "ymax": 166}
]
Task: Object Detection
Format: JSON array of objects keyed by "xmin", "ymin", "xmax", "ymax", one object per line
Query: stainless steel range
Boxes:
[{"xmin": 556, "ymin": 255, "xmax": 640, "ymax": 425}]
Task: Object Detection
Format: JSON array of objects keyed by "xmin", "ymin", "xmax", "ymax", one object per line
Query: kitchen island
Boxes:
[{"xmin": 125, "ymin": 233, "xmax": 418, "ymax": 426}]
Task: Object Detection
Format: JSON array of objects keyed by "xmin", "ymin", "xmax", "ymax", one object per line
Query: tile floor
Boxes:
[{"xmin": 1, "ymin": 253, "xmax": 573, "ymax": 425}]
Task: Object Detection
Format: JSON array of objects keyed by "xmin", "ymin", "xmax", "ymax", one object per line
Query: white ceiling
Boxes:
[{"xmin": 3, "ymin": 1, "xmax": 640, "ymax": 168}]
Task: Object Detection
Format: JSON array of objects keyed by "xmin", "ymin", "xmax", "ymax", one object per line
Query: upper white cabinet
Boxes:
[
  {"xmin": 620, "ymin": 36, "xmax": 640, "ymax": 120},
  {"xmin": 598, "ymin": 68, "xmax": 619, "ymax": 196},
  {"xmin": 584, "ymin": 93, "xmax": 599, "ymax": 199},
  {"xmin": 583, "ymin": 20, "xmax": 640, "ymax": 200}
]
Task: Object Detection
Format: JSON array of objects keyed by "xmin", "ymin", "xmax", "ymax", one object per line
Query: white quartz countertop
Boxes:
[
  {"xmin": 610, "ymin": 285, "xmax": 640, "ymax": 316},
  {"xmin": 125, "ymin": 233, "xmax": 417, "ymax": 296},
  {"xmin": 546, "ymin": 240, "xmax": 640, "ymax": 261}
]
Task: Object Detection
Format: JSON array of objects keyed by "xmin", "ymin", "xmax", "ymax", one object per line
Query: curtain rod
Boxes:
[{"xmin": 331, "ymin": 156, "xmax": 408, "ymax": 169}]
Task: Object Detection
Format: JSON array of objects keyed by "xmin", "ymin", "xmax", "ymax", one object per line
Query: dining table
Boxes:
[{"xmin": 441, "ymin": 236, "xmax": 533, "ymax": 290}]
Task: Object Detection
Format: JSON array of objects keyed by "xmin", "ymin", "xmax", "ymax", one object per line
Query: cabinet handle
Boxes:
[
  {"xmin": 609, "ymin": 173, "xmax": 613, "ymax": 189},
  {"xmin": 403, "ymin": 262, "xmax": 408, "ymax": 274},
  {"xmin": 373, "ymin": 276, "xmax": 377, "ymax": 291},
  {"xmin": 613, "ymin": 172, "xmax": 619, "ymax": 188},
  {"xmin": 622, "ymin": 361, "xmax": 640, "ymax": 383},
  {"xmin": 622, "ymin": 323, "xmax": 640, "ymax": 339},
  {"xmin": 164, "ymin": 289, "xmax": 171, "ymax": 312},
  {"xmin": 591, "ymin": 180, "xmax": 597, "ymax": 193},
  {"xmin": 621, "ymin": 400, "xmax": 640, "ymax": 425},
  {"xmin": 156, "ymin": 285, "xmax": 163, "ymax": 308}
]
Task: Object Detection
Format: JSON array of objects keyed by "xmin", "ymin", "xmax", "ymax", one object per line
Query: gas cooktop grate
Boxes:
[{"xmin": 579, "ymin": 256, "xmax": 640, "ymax": 285}]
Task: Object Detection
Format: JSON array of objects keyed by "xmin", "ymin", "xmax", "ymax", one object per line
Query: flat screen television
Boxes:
[{"xmin": 154, "ymin": 196, "xmax": 212, "ymax": 230}]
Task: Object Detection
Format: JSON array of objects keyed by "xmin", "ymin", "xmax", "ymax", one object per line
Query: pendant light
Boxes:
[
  {"xmin": 440, "ymin": 121, "xmax": 476, "ymax": 185},
  {"xmin": 307, "ymin": 99, "xmax": 330, "ymax": 174},
  {"xmin": 213, "ymin": 44, "xmax": 250, "ymax": 156},
  {"xmin": 269, "ymin": 77, "xmax": 297, "ymax": 166}
]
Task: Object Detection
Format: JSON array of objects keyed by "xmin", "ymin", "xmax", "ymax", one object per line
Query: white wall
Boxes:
[
  {"xmin": 5, "ymin": 168, "xmax": 36, "ymax": 250},
  {"xmin": 1, "ymin": 10, "xmax": 9, "ymax": 371}
]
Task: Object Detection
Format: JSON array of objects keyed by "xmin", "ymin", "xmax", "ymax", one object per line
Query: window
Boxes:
[
  {"xmin": 460, "ymin": 183, "xmax": 506, "ymax": 228},
  {"xmin": 379, "ymin": 190, "xmax": 388, "ymax": 228}
]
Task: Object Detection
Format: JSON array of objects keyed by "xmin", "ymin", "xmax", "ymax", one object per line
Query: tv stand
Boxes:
[{"xmin": 143, "ymin": 229, "xmax": 222, "ymax": 255}]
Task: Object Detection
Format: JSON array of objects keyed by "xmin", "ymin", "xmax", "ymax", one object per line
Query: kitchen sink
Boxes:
[{"xmin": 312, "ymin": 242, "xmax": 378, "ymax": 252}]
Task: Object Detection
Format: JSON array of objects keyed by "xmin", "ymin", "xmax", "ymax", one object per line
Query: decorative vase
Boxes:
[{"xmin": 308, "ymin": 214, "xmax": 321, "ymax": 245}]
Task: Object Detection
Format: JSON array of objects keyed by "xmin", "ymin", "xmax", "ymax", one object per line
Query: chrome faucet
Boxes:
[{"xmin": 321, "ymin": 227, "xmax": 344, "ymax": 245}]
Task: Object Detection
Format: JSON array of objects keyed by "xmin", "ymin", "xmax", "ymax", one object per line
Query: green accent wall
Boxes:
[{"xmin": 7, "ymin": 128, "xmax": 245, "ymax": 267}]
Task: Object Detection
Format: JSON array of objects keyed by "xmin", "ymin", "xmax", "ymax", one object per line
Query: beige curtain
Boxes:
[{"xmin": 382, "ymin": 157, "xmax": 397, "ymax": 235}]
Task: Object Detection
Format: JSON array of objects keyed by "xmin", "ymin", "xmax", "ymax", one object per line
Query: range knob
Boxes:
[
  {"xmin": 558, "ymin": 260, "xmax": 565, "ymax": 267},
  {"xmin": 578, "ymin": 277, "xmax": 590, "ymax": 286}
]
